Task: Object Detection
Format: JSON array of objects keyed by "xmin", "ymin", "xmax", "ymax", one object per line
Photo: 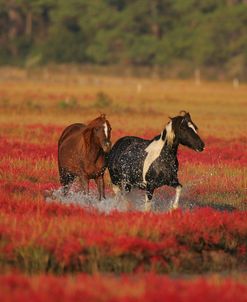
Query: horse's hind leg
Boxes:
[{"xmin": 59, "ymin": 168, "xmax": 75, "ymax": 195}]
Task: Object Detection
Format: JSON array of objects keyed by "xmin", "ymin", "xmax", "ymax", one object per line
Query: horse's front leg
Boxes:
[
  {"xmin": 95, "ymin": 175, "xmax": 104, "ymax": 201},
  {"xmin": 102, "ymin": 175, "xmax": 106, "ymax": 199},
  {"xmin": 171, "ymin": 183, "xmax": 182, "ymax": 210},
  {"xmin": 78, "ymin": 172, "xmax": 89, "ymax": 195}
]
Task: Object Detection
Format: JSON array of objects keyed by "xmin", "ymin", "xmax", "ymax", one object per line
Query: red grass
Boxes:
[
  {"xmin": 0, "ymin": 273, "xmax": 247, "ymax": 302},
  {"xmin": 1, "ymin": 126, "xmax": 246, "ymax": 166},
  {"xmin": 179, "ymin": 136, "xmax": 247, "ymax": 167},
  {"xmin": 0, "ymin": 79, "xmax": 246, "ymax": 299},
  {"xmin": 0, "ymin": 193, "xmax": 246, "ymax": 273},
  {"xmin": 0, "ymin": 124, "xmax": 246, "ymax": 275}
]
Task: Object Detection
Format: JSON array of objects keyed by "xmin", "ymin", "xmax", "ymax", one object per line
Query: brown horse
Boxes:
[{"xmin": 58, "ymin": 114, "xmax": 112, "ymax": 200}]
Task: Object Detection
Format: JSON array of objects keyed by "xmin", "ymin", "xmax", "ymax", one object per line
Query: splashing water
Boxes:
[
  {"xmin": 46, "ymin": 188, "xmax": 124, "ymax": 213},
  {"xmin": 45, "ymin": 187, "xmax": 173, "ymax": 213},
  {"xmin": 45, "ymin": 170, "xmax": 222, "ymax": 213}
]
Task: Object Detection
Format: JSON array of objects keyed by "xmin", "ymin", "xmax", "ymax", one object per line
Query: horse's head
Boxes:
[
  {"xmin": 91, "ymin": 114, "xmax": 112, "ymax": 153},
  {"xmin": 169, "ymin": 111, "xmax": 205, "ymax": 152}
]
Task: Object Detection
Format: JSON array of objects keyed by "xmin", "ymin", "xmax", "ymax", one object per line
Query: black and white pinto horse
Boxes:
[{"xmin": 108, "ymin": 112, "xmax": 205, "ymax": 211}]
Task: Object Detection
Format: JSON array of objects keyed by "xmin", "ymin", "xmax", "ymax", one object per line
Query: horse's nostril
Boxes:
[{"xmin": 196, "ymin": 144, "xmax": 205, "ymax": 152}]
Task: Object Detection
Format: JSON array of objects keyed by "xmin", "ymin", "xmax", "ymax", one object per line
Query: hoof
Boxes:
[
  {"xmin": 44, "ymin": 190, "xmax": 54, "ymax": 199},
  {"xmin": 169, "ymin": 206, "xmax": 179, "ymax": 213},
  {"xmin": 44, "ymin": 190, "xmax": 58, "ymax": 202}
]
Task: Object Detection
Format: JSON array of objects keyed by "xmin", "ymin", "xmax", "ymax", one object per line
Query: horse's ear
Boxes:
[
  {"xmin": 180, "ymin": 110, "xmax": 188, "ymax": 116},
  {"xmin": 100, "ymin": 113, "xmax": 106, "ymax": 119},
  {"xmin": 180, "ymin": 111, "xmax": 191, "ymax": 121}
]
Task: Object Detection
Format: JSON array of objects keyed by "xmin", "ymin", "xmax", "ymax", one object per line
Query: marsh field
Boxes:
[{"xmin": 0, "ymin": 68, "xmax": 247, "ymax": 301}]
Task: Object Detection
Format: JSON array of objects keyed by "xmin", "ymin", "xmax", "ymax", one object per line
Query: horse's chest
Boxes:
[
  {"xmin": 84, "ymin": 156, "xmax": 106, "ymax": 178},
  {"xmin": 145, "ymin": 154, "xmax": 178, "ymax": 186}
]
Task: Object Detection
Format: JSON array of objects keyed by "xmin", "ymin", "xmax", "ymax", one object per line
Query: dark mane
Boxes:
[
  {"xmin": 151, "ymin": 133, "xmax": 162, "ymax": 142},
  {"xmin": 147, "ymin": 112, "xmax": 200, "ymax": 148}
]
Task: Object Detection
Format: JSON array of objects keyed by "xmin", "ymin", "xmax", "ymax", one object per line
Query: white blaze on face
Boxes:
[
  {"xmin": 188, "ymin": 122, "xmax": 197, "ymax": 133},
  {"xmin": 103, "ymin": 122, "xmax": 108, "ymax": 138}
]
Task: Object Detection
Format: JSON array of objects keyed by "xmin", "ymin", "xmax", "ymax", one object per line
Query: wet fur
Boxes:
[
  {"xmin": 108, "ymin": 112, "xmax": 204, "ymax": 209},
  {"xmin": 58, "ymin": 115, "xmax": 111, "ymax": 200}
]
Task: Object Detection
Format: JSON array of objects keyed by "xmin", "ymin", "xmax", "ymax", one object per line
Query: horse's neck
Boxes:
[
  {"xmin": 145, "ymin": 132, "xmax": 178, "ymax": 165},
  {"xmin": 160, "ymin": 134, "xmax": 179, "ymax": 157},
  {"xmin": 82, "ymin": 128, "xmax": 101, "ymax": 160},
  {"xmin": 153, "ymin": 128, "xmax": 179, "ymax": 155},
  {"xmin": 161, "ymin": 143, "xmax": 178, "ymax": 156}
]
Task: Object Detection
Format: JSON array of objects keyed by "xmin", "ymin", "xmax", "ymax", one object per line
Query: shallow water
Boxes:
[
  {"xmin": 45, "ymin": 175, "xmax": 237, "ymax": 213},
  {"xmin": 45, "ymin": 187, "xmax": 176, "ymax": 213},
  {"xmin": 45, "ymin": 168, "xmax": 225, "ymax": 213}
]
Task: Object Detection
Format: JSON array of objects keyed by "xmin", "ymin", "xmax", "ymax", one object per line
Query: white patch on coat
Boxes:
[
  {"xmin": 188, "ymin": 122, "xmax": 197, "ymax": 133},
  {"xmin": 166, "ymin": 121, "xmax": 175, "ymax": 146},
  {"xmin": 103, "ymin": 122, "xmax": 108, "ymax": 138},
  {"xmin": 142, "ymin": 121, "xmax": 175, "ymax": 184},
  {"xmin": 142, "ymin": 134, "xmax": 164, "ymax": 184}
]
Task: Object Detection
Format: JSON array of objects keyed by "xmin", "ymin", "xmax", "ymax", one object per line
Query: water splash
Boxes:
[
  {"xmin": 45, "ymin": 188, "xmax": 135, "ymax": 213},
  {"xmin": 45, "ymin": 169, "xmax": 228, "ymax": 213},
  {"xmin": 45, "ymin": 187, "xmax": 173, "ymax": 213}
]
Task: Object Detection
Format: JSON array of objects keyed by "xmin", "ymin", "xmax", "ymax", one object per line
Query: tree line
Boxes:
[{"xmin": 0, "ymin": 0, "xmax": 247, "ymax": 79}]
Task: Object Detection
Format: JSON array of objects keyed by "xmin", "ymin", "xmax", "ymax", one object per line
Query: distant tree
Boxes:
[
  {"xmin": 193, "ymin": 4, "xmax": 247, "ymax": 68},
  {"xmin": 0, "ymin": 0, "xmax": 247, "ymax": 78}
]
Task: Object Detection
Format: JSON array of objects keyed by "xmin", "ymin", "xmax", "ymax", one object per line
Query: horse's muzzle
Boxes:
[
  {"xmin": 196, "ymin": 141, "xmax": 205, "ymax": 152},
  {"xmin": 103, "ymin": 141, "xmax": 112, "ymax": 153}
]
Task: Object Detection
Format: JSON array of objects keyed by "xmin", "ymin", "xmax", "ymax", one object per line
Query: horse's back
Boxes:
[
  {"xmin": 109, "ymin": 136, "xmax": 145, "ymax": 162},
  {"xmin": 110, "ymin": 136, "xmax": 146, "ymax": 154},
  {"xmin": 58, "ymin": 123, "xmax": 86, "ymax": 147}
]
